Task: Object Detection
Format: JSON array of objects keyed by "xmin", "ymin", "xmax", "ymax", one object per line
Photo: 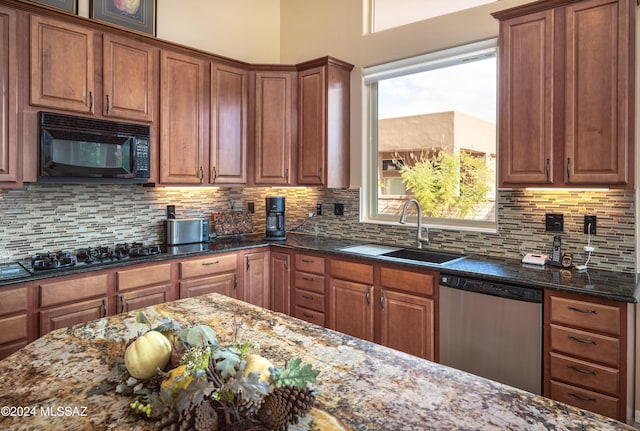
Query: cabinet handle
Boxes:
[
  {"xmin": 212, "ymin": 166, "xmax": 217, "ymax": 183},
  {"xmin": 89, "ymin": 91, "xmax": 93, "ymax": 113},
  {"xmin": 233, "ymin": 274, "xmax": 237, "ymax": 289},
  {"xmin": 120, "ymin": 296, "xmax": 125, "ymax": 314},
  {"xmin": 568, "ymin": 335, "xmax": 597, "ymax": 345},
  {"xmin": 301, "ymin": 294, "xmax": 314, "ymax": 301},
  {"xmin": 567, "ymin": 364, "xmax": 596, "ymax": 375},
  {"xmin": 568, "ymin": 306, "xmax": 596, "ymax": 314},
  {"xmin": 246, "ymin": 258, "xmax": 250, "ymax": 271},
  {"xmin": 380, "ymin": 290, "xmax": 385, "ymax": 312},
  {"xmin": 302, "ymin": 311, "xmax": 314, "ymax": 319},
  {"xmin": 285, "ymin": 168, "xmax": 289, "ymax": 182},
  {"xmin": 301, "ymin": 258, "xmax": 314, "ymax": 263},
  {"xmin": 569, "ymin": 393, "xmax": 597, "ymax": 402},
  {"xmin": 284, "ymin": 256, "xmax": 289, "ymax": 271},
  {"xmin": 198, "ymin": 166, "xmax": 204, "ymax": 184},
  {"xmin": 101, "ymin": 299, "xmax": 107, "ymax": 317},
  {"xmin": 545, "ymin": 158, "xmax": 550, "ymax": 181},
  {"xmin": 301, "ymin": 276, "xmax": 314, "ymax": 282},
  {"xmin": 366, "ymin": 286, "xmax": 372, "ymax": 306},
  {"xmin": 106, "ymin": 94, "xmax": 110, "ymax": 114},
  {"xmin": 317, "ymin": 168, "xmax": 322, "ymax": 180},
  {"xmin": 566, "ymin": 158, "xmax": 571, "ymax": 181},
  {"xmin": 202, "ymin": 261, "xmax": 220, "ymax": 266}
]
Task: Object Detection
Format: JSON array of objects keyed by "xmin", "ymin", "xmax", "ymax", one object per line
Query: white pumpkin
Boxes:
[
  {"xmin": 124, "ymin": 330, "xmax": 173, "ymax": 379},
  {"xmin": 243, "ymin": 354, "xmax": 273, "ymax": 382}
]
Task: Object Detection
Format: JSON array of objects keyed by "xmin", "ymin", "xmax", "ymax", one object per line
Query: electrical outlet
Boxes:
[
  {"xmin": 584, "ymin": 215, "xmax": 597, "ymax": 235},
  {"xmin": 316, "ymin": 203, "xmax": 322, "ymax": 216},
  {"xmin": 247, "ymin": 202, "xmax": 255, "ymax": 214},
  {"xmin": 166, "ymin": 205, "xmax": 176, "ymax": 219},
  {"xmin": 334, "ymin": 203, "xmax": 344, "ymax": 216},
  {"xmin": 545, "ymin": 213, "xmax": 564, "ymax": 232}
]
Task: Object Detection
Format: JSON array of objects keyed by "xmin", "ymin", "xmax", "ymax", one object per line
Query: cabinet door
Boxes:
[
  {"xmin": 564, "ymin": 0, "xmax": 632, "ymax": 186},
  {"xmin": 159, "ymin": 50, "xmax": 206, "ymax": 184},
  {"xmin": 30, "ymin": 15, "xmax": 94, "ymax": 113},
  {"xmin": 379, "ymin": 289, "xmax": 434, "ymax": 360},
  {"xmin": 297, "ymin": 66, "xmax": 325, "ymax": 185},
  {"xmin": 210, "ymin": 63, "xmax": 248, "ymax": 184},
  {"xmin": 244, "ymin": 251, "xmax": 270, "ymax": 309},
  {"xmin": 102, "ymin": 34, "xmax": 156, "ymax": 122},
  {"xmin": 270, "ymin": 251, "xmax": 291, "ymax": 314},
  {"xmin": 497, "ymin": 10, "xmax": 554, "ymax": 186},
  {"xmin": 180, "ymin": 273, "xmax": 237, "ymax": 299},
  {"xmin": 0, "ymin": 6, "xmax": 17, "ymax": 185},
  {"xmin": 40, "ymin": 297, "xmax": 107, "ymax": 335},
  {"xmin": 117, "ymin": 286, "xmax": 168, "ymax": 314},
  {"xmin": 0, "ymin": 285, "xmax": 28, "ymax": 359},
  {"xmin": 328, "ymin": 278, "xmax": 373, "ymax": 341},
  {"xmin": 254, "ymin": 71, "xmax": 295, "ymax": 185}
]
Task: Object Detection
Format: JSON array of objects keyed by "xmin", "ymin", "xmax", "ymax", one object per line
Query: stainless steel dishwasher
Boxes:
[{"xmin": 438, "ymin": 274, "xmax": 543, "ymax": 395}]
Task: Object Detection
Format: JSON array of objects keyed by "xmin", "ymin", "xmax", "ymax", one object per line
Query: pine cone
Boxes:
[
  {"xmin": 256, "ymin": 386, "xmax": 315, "ymax": 431},
  {"xmin": 237, "ymin": 396, "xmax": 264, "ymax": 418},
  {"xmin": 194, "ymin": 401, "xmax": 219, "ymax": 431}
]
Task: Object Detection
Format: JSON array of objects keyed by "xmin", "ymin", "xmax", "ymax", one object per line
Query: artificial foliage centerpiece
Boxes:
[{"xmin": 109, "ymin": 312, "xmax": 320, "ymax": 431}]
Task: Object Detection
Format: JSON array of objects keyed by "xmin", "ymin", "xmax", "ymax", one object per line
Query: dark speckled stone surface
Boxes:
[
  {"xmin": 2, "ymin": 232, "xmax": 638, "ymax": 303},
  {"xmin": 0, "ymin": 294, "xmax": 634, "ymax": 430}
]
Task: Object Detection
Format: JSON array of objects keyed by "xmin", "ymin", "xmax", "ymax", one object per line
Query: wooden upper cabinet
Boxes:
[
  {"xmin": 0, "ymin": 5, "xmax": 17, "ymax": 186},
  {"xmin": 253, "ymin": 70, "xmax": 296, "ymax": 186},
  {"xmin": 563, "ymin": 0, "xmax": 633, "ymax": 186},
  {"xmin": 497, "ymin": 9, "xmax": 554, "ymax": 186},
  {"xmin": 30, "ymin": 14, "xmax": 94, "ymax": 114},
  {"xmin": 493, "ymin": 0, "xmax": 635, "ymax": 188},
  {"xmin": 296, "ymin": 57, "xmax": 353, "ymax": 188},
  {"xmin": 159, "ymin": 49, "xmax": 207, "ymax": 184},
  {"xmin": 210, "ymin": 62, "xmax": 248, "ymax": 185},
  {"xmin": 102, "ymin": 34, "xmax": 156, "ymax": 122}
]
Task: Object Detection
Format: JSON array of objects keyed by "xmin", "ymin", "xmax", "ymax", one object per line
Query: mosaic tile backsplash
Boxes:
[{"xmin": 0, "ymin": 184, "xmax": 635, "ymax": 273}]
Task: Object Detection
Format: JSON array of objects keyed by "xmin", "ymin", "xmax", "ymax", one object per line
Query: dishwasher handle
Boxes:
[{"xmin": 439, "ymin": 274, "xmax": 543, "ymax": 303}]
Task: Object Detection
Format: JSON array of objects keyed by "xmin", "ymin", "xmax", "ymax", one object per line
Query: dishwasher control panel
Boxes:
[{"xmin": 439, "ymin": 274, "xmax": 543, "ymax": 303}]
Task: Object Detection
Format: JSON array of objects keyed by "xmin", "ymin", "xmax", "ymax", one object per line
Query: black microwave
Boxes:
[{"xmin": 39, "ymin": 111, "xmax": 151, "ymax": 184}]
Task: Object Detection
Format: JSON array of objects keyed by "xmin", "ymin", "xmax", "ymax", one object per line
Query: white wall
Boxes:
[{"xmin": 76, "ymin": 0, "xmax": 281, "ymax": 64}]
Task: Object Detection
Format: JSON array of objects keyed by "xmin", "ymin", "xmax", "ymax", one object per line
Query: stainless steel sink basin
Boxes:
[{"xmin": 382, "ymin": 248, "xmax": 466, "ymax": 264}]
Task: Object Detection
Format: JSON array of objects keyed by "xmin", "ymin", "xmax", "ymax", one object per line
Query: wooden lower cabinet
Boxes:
[
  {"xmin": 38, "ymin": 272, "xmax": 109, "ymax": 336},
  {"xmin": 328, "ymin": 277, "xmax": 374, "ymax": 342},
  {"xmin": 270, "ymin": 251, "xmax": 291, "ymax": 314},
  {"xmin": 116, "ymin": 262, "xmax": 172, "ymax": 313},
  {"xmin": 544, "ymin": 290, "xmax": 632, "ymax": 422},
  {"xmin": 179, "ymin": 253, "xmax": 238, "ymax": 299},
  {"xmin": 0, "ymin": 284, "xmax": 30, "ymax": 359},
  {"xmin": 242, "ymin": 250, "xmax": 270, "ymax": 309}
]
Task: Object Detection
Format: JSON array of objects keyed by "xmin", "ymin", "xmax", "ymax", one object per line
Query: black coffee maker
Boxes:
[{"xmin": 265, "ymin": 196, "xmax": 286, "ymax": 241}]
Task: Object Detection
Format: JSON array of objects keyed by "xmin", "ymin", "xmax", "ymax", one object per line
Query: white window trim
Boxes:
[{"xmin": 360, "ymin": 38, "xmax": 499, "ymax": 234}]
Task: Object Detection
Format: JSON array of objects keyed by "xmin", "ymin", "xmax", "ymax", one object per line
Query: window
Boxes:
[
  {"xmin": 363, "ymin": 39, "xmax": 497, "ymax": 231},
  {"xmin": 371, "ymin": 0, "xmax": 497, "ymax": 33}
]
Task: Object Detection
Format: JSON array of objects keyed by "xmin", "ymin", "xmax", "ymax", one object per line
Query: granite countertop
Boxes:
[
  {"xmin": 0, "ymin": 294, "xmax": 633, "ymax": 431},
  {"xmin": 2, "ymin": 232, "xmax": 638, "ymax": 303}
]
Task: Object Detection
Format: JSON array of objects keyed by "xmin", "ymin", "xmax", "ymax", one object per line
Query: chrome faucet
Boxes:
[{"xmin": 399, "ymin": 198, "xmax": 429, "ymax": 249}]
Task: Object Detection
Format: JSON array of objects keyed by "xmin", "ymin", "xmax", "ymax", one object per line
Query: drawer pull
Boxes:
[
  {"xmin": 301, "ymin": 259, "xmax": 314, "ymax": 263},
  {"xmin": 301, "ymin": 276, "xmax": 315, "ymax": 282},
  {"xmin": 202, "ymin": 261, "xmax": 220, "ymax": 266},
  {"xmin": 301, "ymin": 294, "xmax": 315, "ymax": 301},
  {"xmin": 568, "ymin": 306, "xmax": 596, "ymax": 314},
  {"xmin": 569, "ymin": 393, "xmax": 596, "ymax": 402},
  {"xmin": 567, "ymin": 364, "xmax": 596, "ymax": 375},
  {"xmin": 302, "ymin": 311, "xmax": 314, "ymax": 319},
  {"xmin": 366, "ymin": 286, "xmax": 371, "ymax": 306},
  {"xmin": 568, "ymin": 335, "xmax": 597, "ymax": 345}
]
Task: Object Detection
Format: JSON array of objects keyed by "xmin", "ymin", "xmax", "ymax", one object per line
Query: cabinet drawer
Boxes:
[
  {"xmin": 295, "ymin": 254, "xmax": 325, "ymax": 274},
  {"xmin": 0, "ymin": 314, "xmax": 27, "ymax": 345},
  {"xmin": 550, "ymin": 380, "xmax": 619, "ymax": 419},
  {"xmin": 294, "ymin": 271, "xmax": 325, "ymax": 293},
  {"xmin": 381, "ymin": 267, "xmax": 435, "ymax": 296},
  {"xmin": 550, "ymin": 352, "xmax": 619, "ymax": 395},
  {"xmin": 0, "ymin": 286, "xmax": 27, "ymax": 316},
  {"xmin": 117, "ymin": 263, "xmax": 172, "ymax": 291},
  {"xmin": 293, "ymin": 306, "xmax": 325, "ymax": 326},
  {"xmin": 549, "ymin": 295, "xmax": 620, "ymax": 335},
  {"xmin": 40, "ymin": 274, "xmax": 109, "ymax": 308},
  {"xmin": 550, "ymin": 324, "xmax": 619, "ymax": 367},
  {"xmin": 330, "ymin": 259, "xmax": 373, "ymax": 284},
  {"xmin": 180, "ymin": 254, "xmax": 237, "ymax": 279},
  {"xmin": 294, "ymin": 288, "xmax": 325, "ymax": 312}
]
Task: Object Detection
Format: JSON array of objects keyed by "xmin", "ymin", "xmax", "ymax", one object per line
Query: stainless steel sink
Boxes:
[{"xmin": 382, "ymin": 248, "xmax": 466, "ymax": 264}]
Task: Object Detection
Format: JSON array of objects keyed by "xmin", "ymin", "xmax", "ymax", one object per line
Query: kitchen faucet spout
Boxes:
[{"xmin": 399, "ymin": 198, "xmax": 429, "ymax": 249}]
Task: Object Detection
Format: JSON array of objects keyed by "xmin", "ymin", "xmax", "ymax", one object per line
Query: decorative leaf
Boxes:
[
  {"xmin": 224, "ymin": 373, "xmax": 270, "ymax": 402},
  {"xmin": 135, "ymin": 311, "xmax": 151, "ymax": 325},
  {"xmin": 273, "ymin": 358, "xmax": 320, "ymax": 389},
  {"xmin": 179, "ymin": 325, "xmax": 218, "ymax": 348},
  {"xmin": 213, "ymin": 347, "xmax": 241, "ymax": 379}
]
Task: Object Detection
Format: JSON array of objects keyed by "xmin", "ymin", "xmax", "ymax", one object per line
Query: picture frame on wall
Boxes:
[
  {"xmin": 90, "ymin": 0, "xmax": 156, "ymax": 36},
  {"xmin": 30, "ymin": 0, "xmax": 77, "ymax": 13}
]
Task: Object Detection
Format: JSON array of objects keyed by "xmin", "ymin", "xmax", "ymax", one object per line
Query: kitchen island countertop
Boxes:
[{"xmin": 0, "ymin": 293, "xmax": 634, "ymax": 431}]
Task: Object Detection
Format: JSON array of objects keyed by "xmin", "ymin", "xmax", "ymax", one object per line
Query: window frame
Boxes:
[{"xmin": 361, "ymin": 38, "xmax": 498, "ymax": 233}]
